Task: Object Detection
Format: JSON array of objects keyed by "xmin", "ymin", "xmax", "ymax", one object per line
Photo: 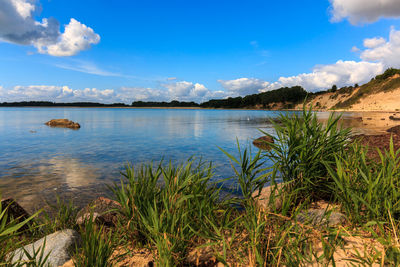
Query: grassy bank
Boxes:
[{"xmin": 1, "ymin": 106, "xmax": 400, "ymax": 266}]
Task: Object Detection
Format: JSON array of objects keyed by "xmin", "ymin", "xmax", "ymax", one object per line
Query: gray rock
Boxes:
[
  {"xmin": 9, "ymin": 229, "xmax": 80, "ymax": 267},
  {"xmin": 76, "ymin": 197, "xmax": 121, "ymax": 226},
  {"xmin": 252, "ymin": 183, "xmax": 285, "ymax": 211},
  {"xmin": 296, "ymin": 209, "xmax": 346, "ymax": 227}
]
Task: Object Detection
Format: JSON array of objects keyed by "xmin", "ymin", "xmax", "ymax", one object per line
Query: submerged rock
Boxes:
[
  {"xmin": 252, "ymin": 136, "xmax": 274, "ymax": 150},
  {"xmin": 76, "ymin": 197, "xmax": 121, "ymax": 226},
  {"xmin": 45, "ymin": 119, "xmax": 80, "ymax": 129},
  {"xmin": 9, "ymin": 229, "xmax": 80, "ymax": 267},
  {"xmin": 296, "ymin": 209, "xmax": 346, "ymax": 227}
]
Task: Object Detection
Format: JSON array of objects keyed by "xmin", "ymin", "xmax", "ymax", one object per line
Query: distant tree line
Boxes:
[
  {"xmin": 131, "ymin": 100, "xmax": 199, "ymax": 107},
  {"xmin": 200, "ymin": 86, "xmax": 308, "ymax": 108}
]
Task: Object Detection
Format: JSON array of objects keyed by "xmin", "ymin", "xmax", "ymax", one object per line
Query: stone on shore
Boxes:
[
  {"xmin": 76, "ymin": 197, "xmax": 121, "ymax": 226},
  {"xmin": 9, "ymin": 229, "xmax": 80, "ymax": 267},
  {"xmin": 252, "ymin": 183, "xmax": 284, "ymax": 211},
  {"xmin": 45, "ymin": 119, "xmax": 80, "ymax": 129},
  {"xmin": 252, "ymin": 136, "xmax": 274, "ymax": 150},
  {"xmin": 296, "ymin": 209, "xmax": 346, "ymax": 227}
]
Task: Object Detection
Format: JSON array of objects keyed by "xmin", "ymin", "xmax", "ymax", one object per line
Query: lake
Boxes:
[{"xmin": 0, "ymin": 107, "xmax": 394, "ymax": 211}]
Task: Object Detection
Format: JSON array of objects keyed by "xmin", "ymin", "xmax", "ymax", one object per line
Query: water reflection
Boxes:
[{"xmin": 0, "ymin": 157, "xmax": 105, "ymax": 212}]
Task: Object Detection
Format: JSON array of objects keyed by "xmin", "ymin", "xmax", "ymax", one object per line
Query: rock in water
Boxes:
[
  {"xmin": 9, "ymin": 229, "xmax": 80, "ymax": 267},
  {"xmin": 252, "ymin": 136, "xmax": 274, "ymax": 150},
  {"xmin": 45, "ymin": 119, "xmax": 80, "ymax": 129},
  {"xmin": 76, "ymin": 197, "xmax": 121, "ymax": 226}
]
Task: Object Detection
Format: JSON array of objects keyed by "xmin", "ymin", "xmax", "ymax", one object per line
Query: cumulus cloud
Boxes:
[
  {"xmin": 267, "ymin": 60, "xmax": 383, "ymax": 92},
  {"xmin": 0, "ymin": 0, "xmax": 99, "ymax": 56},
  {"xmin": 163, "ymin": 81, "xmax": 194, "ymax": 98},
  {"xmin": 363, "ymin": 37, "xmax": 386, "ymax": 49},
  {"xmin": 0, "ymin": 80, "xmax": 221, "ymax": 103},
  {"xmin": 330, "ymin": 0, "xmax": 400, "ymax": 24},
  {"xmin": 360, "ymin": 28, "xmax": 400, "ymax": 68},
  {"xmin": 218, "ymin": 78, "xmax": 270, "ymax": 95},
  {"xmin": 0, "ymin": 85, "xmax": 118, "ymax": 103},
  {"xmin": 161, "ymin": 81, "xmax": 214, "ymax": 101},
  {"xmin": 118, "ymin": 87, "xmax": 168, "ymax": 102}
]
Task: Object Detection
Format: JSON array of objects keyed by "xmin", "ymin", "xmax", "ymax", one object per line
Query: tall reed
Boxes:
[{"xmin": 261, "ymin": 105, "xmax": 351, "ymax": 201}]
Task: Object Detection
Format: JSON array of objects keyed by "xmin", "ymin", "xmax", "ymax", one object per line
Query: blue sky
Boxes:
[{"xmin": 1, "ymin": 0, "xmax": 400, "ymax": 103}]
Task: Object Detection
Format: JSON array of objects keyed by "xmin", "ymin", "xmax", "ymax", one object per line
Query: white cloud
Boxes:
[
  {"xmin": 36, "ymin": 19, "xmax": 99, "ymax": 57},
  {"xmin": 351, "ymin": 46, "xmax": 360, "ymax": 52},
  {"xmin": 218, "ymin": 78, "xmax": 270, "ymax": 95},
  {"xmin": 363, "ymin": 37, "xmax": 386, "ymax": 49},
  {"xmin": 161, "ymin": 81, "xmax": 213, "ymax": 101},
  {"xmin": 330, "ymin": 0, "xmax": 400, "ymax": 24},
  {"xmin": 192, "ymin": 83, "xmax": 208, "ymax": 97},
  {"xmin": 361, "ymin": 28, "xmax": 400, "ymax": 68},
  {"xmin": 163, "ymin": 81, "xmax": 194, "ymax": 98},
  {"xmin": 0, "ymin": 80, "xmax": 219, "ymax": 104},
  {"xmin": 118, "ymin": 87, "xmax": 168, "ymax": 102},
  {"xmin": 0, "ymin": 85, "xmax": 118, "ymax": 103},
  {"xmin": 267, "ymin": 60, "xmax": 383, "ymax": 92},
  {"xmin": 0, "ymin": 0, "xmax": 99, "ymax": 56}
]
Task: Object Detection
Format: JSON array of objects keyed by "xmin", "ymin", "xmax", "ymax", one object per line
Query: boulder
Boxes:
[
  {"xmin": 296, "ymin": 209, "xmax": 346, "ymax": 227},
  {"xmin": 186, "ymin": 246, "xmax": 217, "ymax": 266},
  {"xmin": 45, "ymin": 119, "xmax": 80, "ymax": 129},
  {"xmin": 76, "ymin": 197, "xmax": 121, "ymax": 226},
  {"xmin": 252, "ymin": 183, "xmax": 284, "ymax": 211},
  {"xmin": 9, "ymin": 229, "xmax": 80, "ymax": 267},
  {"xmin": 1, "ymin": 198, "xmax": 31, "ymax": 231},
  {"xmin": 252, "ymin": 136, "xmax": 274, "ymax": 150}
]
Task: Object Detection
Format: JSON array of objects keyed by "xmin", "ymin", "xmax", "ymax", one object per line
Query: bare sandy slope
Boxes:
[
  {"xmin": 294, "ymin": 88, "xmax": 361, "ymax": 111},
  {"xmin": 350, "ymin": 89, "xmax": 400, "ymax": 111},
  {"xmin": 295, "ymin": 85, "xmax": 400, "ymax": 112}
]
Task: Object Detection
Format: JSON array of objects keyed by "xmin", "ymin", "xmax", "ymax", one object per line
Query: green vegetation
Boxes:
[
  {"xmin": 263, "ymin": 107, "xmax": 351, "ymax": 201},
  {"xmin": 73, "ymin": 215, "xmax": 116, "ymax": 267},
  {"xmin": 131, "ymin": 100, "xmax": 200, "ymax": 107},
  {"xmin": 201, "ymin": 86, "xmax": 307, "ymax": 109},
  {"xmin": 4, "ymin": 104, "xmax": 400, "ymax": 265}
]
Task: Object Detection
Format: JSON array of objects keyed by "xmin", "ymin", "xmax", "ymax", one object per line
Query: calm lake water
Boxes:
[{"xmin": 0, "ymin": 107, "xmax": 394, "ymax": 211}]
